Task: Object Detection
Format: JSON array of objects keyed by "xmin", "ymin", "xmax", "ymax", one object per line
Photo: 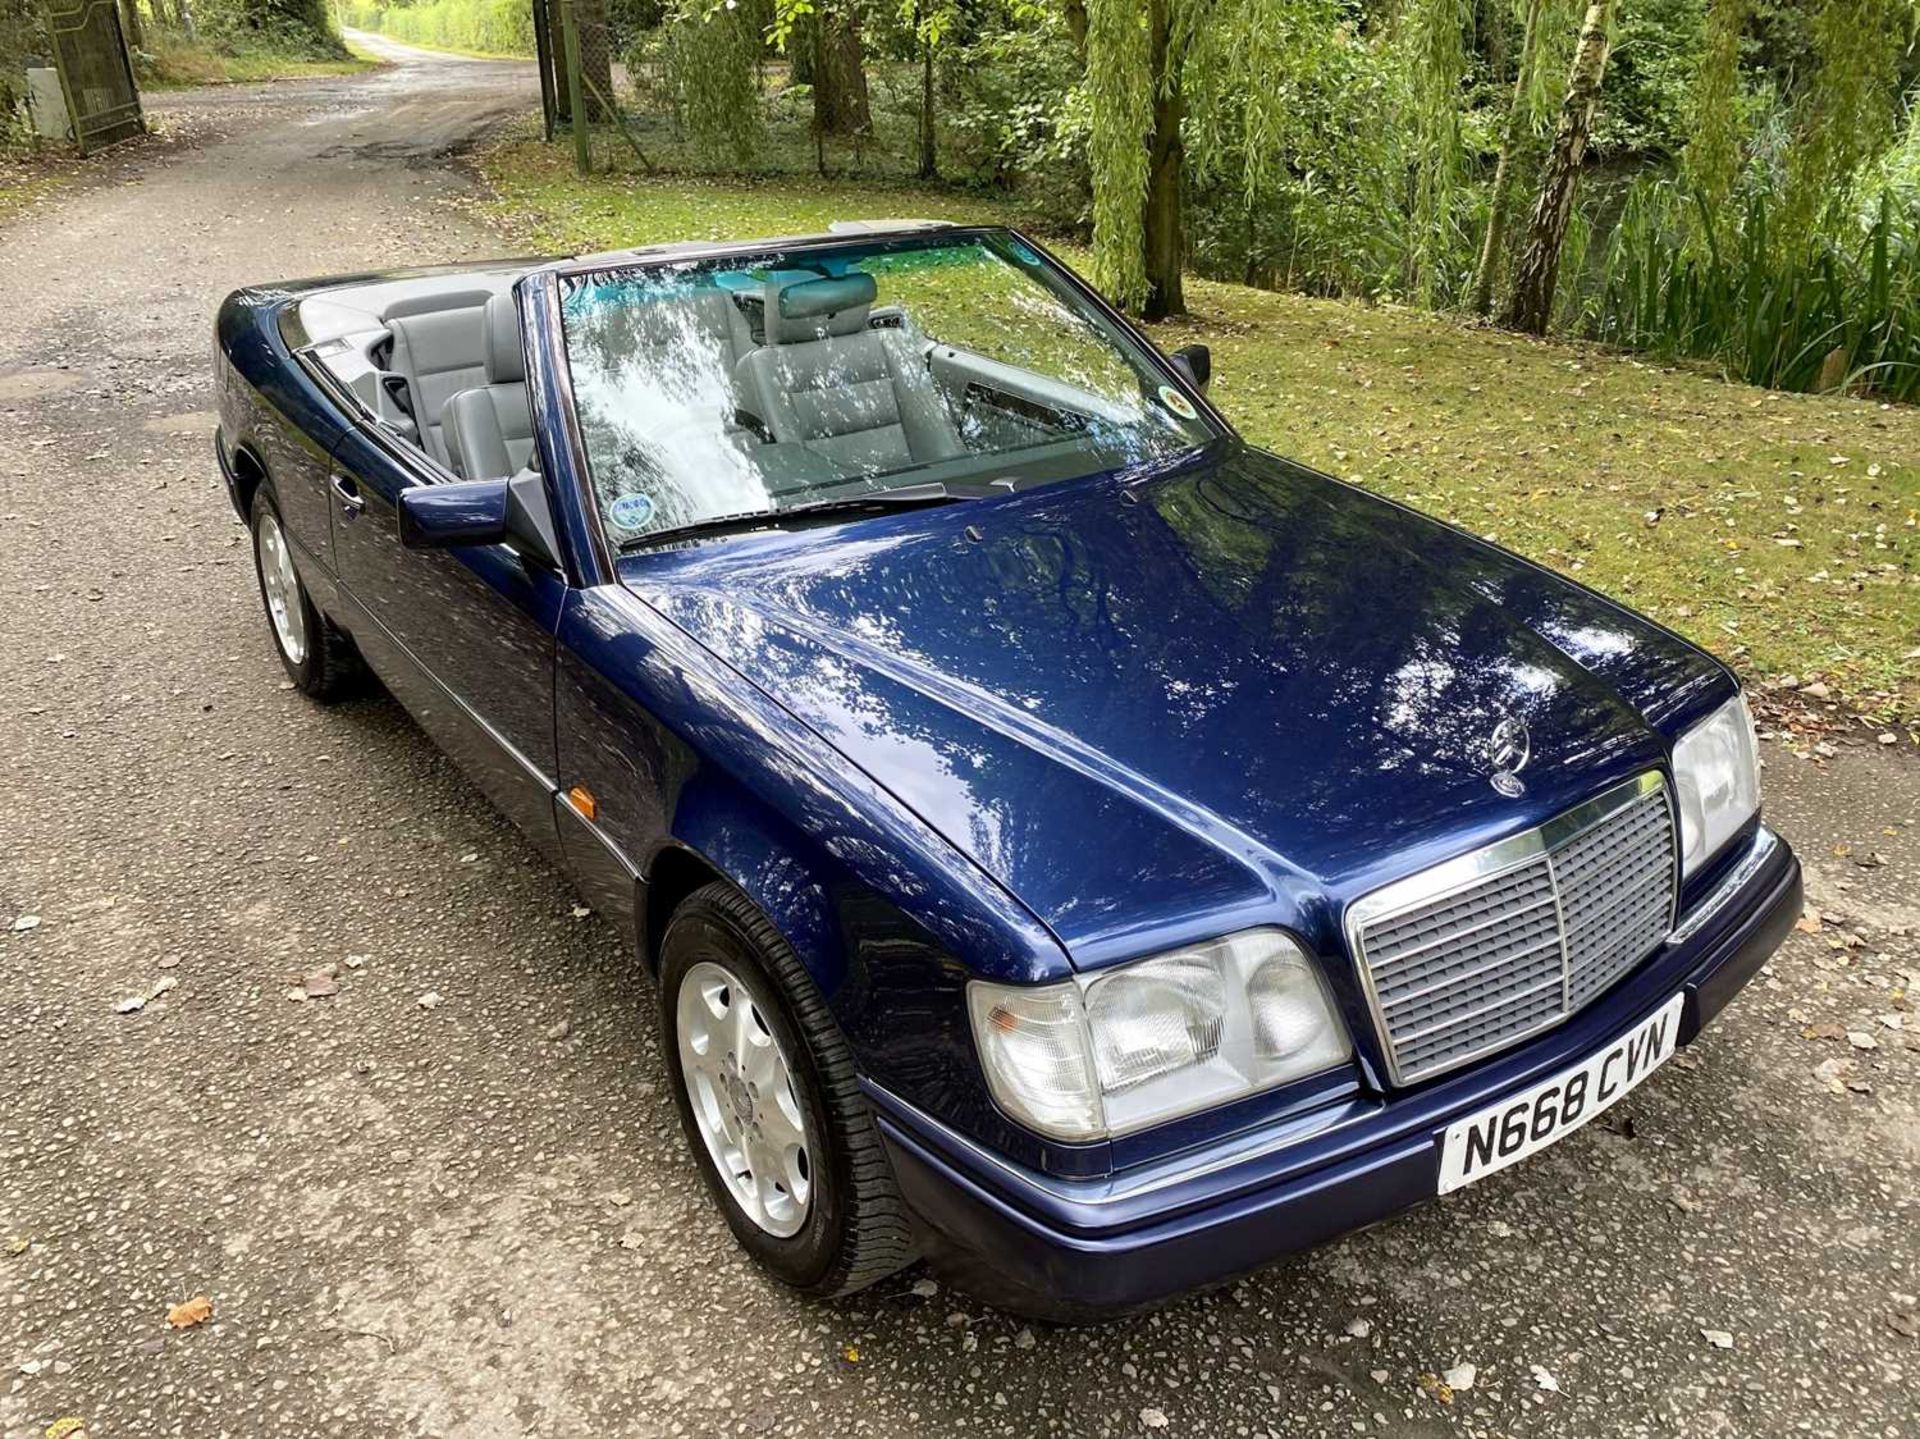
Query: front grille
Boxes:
[{"xmin": 1347, "ymin": 773, "xmax": 1677, "ymax": 1085}]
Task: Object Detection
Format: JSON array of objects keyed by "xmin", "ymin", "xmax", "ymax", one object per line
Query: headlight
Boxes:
[
  {"xmin": 1672, "ymin": 691, "xmax": 1761, "ymax": 877},
  {"xmin": 967, "ymin": 929, "xmax": 1352, "ymax": 1141}
]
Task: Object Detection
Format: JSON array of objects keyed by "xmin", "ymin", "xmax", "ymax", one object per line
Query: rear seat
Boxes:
[
  {"xmin": 444, "ymin": 294, "xmax": 536, "ymax": 481},
  {"xmin": 383, "ymin": 292, "xmax": 494, "ymax": 469}
]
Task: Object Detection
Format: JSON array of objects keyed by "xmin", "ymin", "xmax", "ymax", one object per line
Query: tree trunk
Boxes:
[
  {"xmin": 917, "ymin": 33, "xmax": 937, "ymax": 179},
  {"xmin": 1503, "ymin": 0, "xmax": 1615, "ymax": 336},
  {"xmin": 549, "ymin": 0, "xmax": 574, "ymax": 125},
  {"xmin": 812, "ymin": 6, "xmax": 871, "ymax": 138},
  {"xmin": 570, "ymin": 0, "xmax": 615, "ymax": 123},
  {"xmin": 1141, "ymin": 0, "xmax": 1185, "ymax": 320},
  {"xmin": 1469, "ymin": 0, "xmax": 1545, "ymax": 317},
  {"xmin": 119, "ymin": 0, "xmax": 144, "ymax": 49},
  {"xmin": 1063, "ymin": 0, "xmax": 1088, "ymax": 64}
]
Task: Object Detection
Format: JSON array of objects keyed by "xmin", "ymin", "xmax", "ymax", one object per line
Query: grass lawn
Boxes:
[{"xmin": 477, "ymin": 136, "xmax": 1920, "ymax": 730}]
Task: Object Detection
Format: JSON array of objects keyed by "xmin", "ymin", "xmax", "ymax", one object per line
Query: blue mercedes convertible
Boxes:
[{"xmin": 214, "ymin": 222, "xmax": 1801, "ymax": 1317}]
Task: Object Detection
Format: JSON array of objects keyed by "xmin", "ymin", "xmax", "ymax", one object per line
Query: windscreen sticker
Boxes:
[
  {"xmin": 1005, "ymin": 239, "xmax": 1042, "ymax": 267},
  {"xmin": 609, "ymin": 493, "xmax": 657, "ymax": 531},
  {"xmin": 1158, "ymin": 384, "xmax": 1198, "ymax": 420}
]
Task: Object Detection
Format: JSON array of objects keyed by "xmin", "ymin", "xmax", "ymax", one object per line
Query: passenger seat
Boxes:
[
  {"xmin": 733, "ymin": 274, "xmax": 963, "ymax": 473},
  {"xmin": 443, "ymin": 294, "xmax": 537, "ymax": 482}
]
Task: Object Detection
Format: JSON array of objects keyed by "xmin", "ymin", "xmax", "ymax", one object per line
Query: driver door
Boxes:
[{"xmin": 327, "ymin": 424, "xmax": 568, "ymax": 867}]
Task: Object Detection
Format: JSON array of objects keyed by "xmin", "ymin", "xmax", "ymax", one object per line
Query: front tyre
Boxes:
[
  {"xmin": 250, "ymin": 484, "xmax": 359, "ymax": 702},
  {"xmin": 660, "ymin": 883, "xmax": 916, "ymax": 1297}
]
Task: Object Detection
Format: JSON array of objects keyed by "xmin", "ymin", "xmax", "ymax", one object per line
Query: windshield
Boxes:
[{"xmin": 556, "ymin": 230, "xmax": 1222, "ymax": 545}]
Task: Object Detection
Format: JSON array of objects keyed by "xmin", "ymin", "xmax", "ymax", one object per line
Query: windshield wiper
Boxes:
[{"xmin": 617, "ymin": 483, "xmax": 973, "ymax": 552}]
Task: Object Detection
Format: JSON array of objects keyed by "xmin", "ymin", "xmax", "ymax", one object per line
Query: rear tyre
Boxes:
[
  {"xmin": 249, "ymin": 484, "xmax": 360, "ymax": 703},
  {"xmin": 660, "ymin": 883, "xmax": 917, "ymax": 1298}
]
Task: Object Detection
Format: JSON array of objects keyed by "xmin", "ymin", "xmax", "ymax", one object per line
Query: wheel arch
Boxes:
[
  {"xmin": 639, "ymin": 791, "xmax": 849, "ymax": 1002},
  {"xmin": 228, "ymin": 438, "xmax": 270, "ymax": 517}
]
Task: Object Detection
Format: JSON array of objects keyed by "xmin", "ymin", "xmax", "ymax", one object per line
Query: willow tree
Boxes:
[
  {"xmin": 666, "ymin": 0, "xmax": 766, "ymax": 164},
  {"xmin": 1503, "ymin": 0, "xmax": 1615, "ymax": 334},
  {"xmin": 1086, "ymin": 0, "xmax": 1196, "ymax": 318},
  {"xmin": 1679, "ymin": 0, "xmax": 1749, "ymax": 234},
  {"xmin": 1399, "ymin": 0, "xmax": 1472, "ymax": 308},
  {"xmin": 1775, "ymin": 0, "xmax": 1909, "ymax": 257}
]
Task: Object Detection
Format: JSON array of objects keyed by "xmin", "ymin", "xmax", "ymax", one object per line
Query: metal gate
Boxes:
[{"xmin": 44, "ymin": 0, "xmax": 144, "ymax": 155}]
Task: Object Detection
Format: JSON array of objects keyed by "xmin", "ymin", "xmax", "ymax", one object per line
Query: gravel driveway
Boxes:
[{"xmin": 0, "ymin": 40, "xmax": 1915, "ymax": 1439}]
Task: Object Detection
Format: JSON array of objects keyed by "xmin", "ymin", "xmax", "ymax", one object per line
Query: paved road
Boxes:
[{"xmin": 1, "ymin": 41, "xmax": 1916, "ymax": 1439}]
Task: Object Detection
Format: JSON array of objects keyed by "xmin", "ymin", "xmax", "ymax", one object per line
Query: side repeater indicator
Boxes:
[{"xmin": 566, "ymin": 785, "xmax": 598, "ymax": 822}]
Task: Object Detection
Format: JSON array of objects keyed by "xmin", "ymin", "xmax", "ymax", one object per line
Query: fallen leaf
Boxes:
[
  {"xmin": 417, "ymin": 991, "xmax": 443, "ymax": 1010},
  {"xmin": 1801, "ymin": 1022, "xmax": 1846, "ymax": 1041},
  {"xmin": 1442, "ymin": 1362, "xmax": 1477, "ymax": 1392},
  {"xmin": 1813, "ymin": 1056, "xmax": 1856, "ymax": 1088},
  {"xmin": 1344, "ymin": 1317, "xmax": 1372, "ymax": 1339},
  {"xmin": 166, "ymin": 1295, "xmax": 213, "ymax": 1329},
  {"xmin": 1417, "ymin": 1373, "xmax": 1455, "ymax": 1405},
  {"xmin": 10, "ymin": 915, "xmax": 41, "ymax": 932},
  {"xmin": 1531, "ymin": 1365, "xmax": 1560, "ymax": 1393},
  {"xmin": 1889, "ymin": 1311, "xmax": 1918, "ymax": 1338},
  {"xmin": 302, "ymin": 972, "xmax": 339, "ymax": 999},
  {"xmin": 1701, "ymin": 1329, "xmax": 1734, "ymax": 1349},
  {"xmin": 1139, "ymin": 1409, "xmax": 1169, "ymax": 1430},
  {"xmin": 44, "ymin": 1419, "xmax": 87, "ymax": 1439}
]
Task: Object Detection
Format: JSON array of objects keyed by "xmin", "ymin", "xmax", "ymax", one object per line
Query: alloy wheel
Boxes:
[
  {"xmin": 254, "ymin": 508, "xmax": 309, "ymax": 666},
  {"xmin": 674, "ymin": 959, "xmax": 814, "ymax": 1238}
]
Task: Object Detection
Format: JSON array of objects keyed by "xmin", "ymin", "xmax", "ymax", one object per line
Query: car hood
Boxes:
[{"xmin": 622, "ymin": 444, "xmax": 1728, "ymax": 969}]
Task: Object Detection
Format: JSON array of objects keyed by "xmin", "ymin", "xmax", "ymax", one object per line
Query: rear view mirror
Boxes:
[
  {"xmin": 1170, "ymin": 343, "xmax": 1212, "ymax": 394},
  {"xmin": 398, "ymin": 470, "xmax": 562, "ymax": 571}
]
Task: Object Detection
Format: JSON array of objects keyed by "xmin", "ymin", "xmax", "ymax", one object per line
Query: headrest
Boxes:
[
  {"xmin": 763, "ymin": 272, "xmax": 877, "ymax": 344},
  {"xmin": 484, "ymin": 292, "xmax": 525, "ymax": 384}
]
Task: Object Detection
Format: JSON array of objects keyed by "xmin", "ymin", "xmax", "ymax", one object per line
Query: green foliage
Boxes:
[
  {"xmin": 942, "ymin": 11, "xmax": 1084, "ymax": 191},
  {"xmin": 1399, "ymin": 0, "xmax": 1474, "ymax": 305},
  {"xmin": 1, "ymin": 0, "xmax": 42, "ymax": 149},
  {"xmin": 1679, "ymin": 0, "xmax": 1747, "ymax": 222},
  {"xmin": 1588, "ymin": 0, "xmax": 1708, "ymax": 157},
  {"xmin": 1776, "ymin": 0, "xmax": 1910, "ymax": 256},
  {"xmin": 194, "ymin": 0, "xmax": 347, "ymax": 57},
  {"xmin": 1587, "ymin": 176, "xmax": 1920, "ymax": 401},
  {"xmin": 339, "ymin": 0, "xmax": 535, "ymax": 56},
  {"xmin": 1184, "ymin": 3, "xmax": 1406, "ymax": 297}
]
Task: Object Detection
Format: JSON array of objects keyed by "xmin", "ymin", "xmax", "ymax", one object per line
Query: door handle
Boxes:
[{"xmin": 331, "ymin": 473, "xmax": 365, "ymax": 519}]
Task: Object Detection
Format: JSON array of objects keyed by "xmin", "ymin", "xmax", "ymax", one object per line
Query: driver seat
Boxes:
[
  {"xmin": 733, "ymin": 273, "xmax": 963, "ymax": 474},
  {"xmin": 444, "ymin": 294, "xmax": 537, "ymax": 481}
]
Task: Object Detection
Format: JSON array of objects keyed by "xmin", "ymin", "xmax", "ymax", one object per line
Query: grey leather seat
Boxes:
[
  {"xmin": 443, "ymin": 294, "xmax": 537, "ymax": 482},
  {"xmin": 385, "ymin": 297, "xmax": 490, "ymax": 468},
  {"xmin": 733, "ymin": 273, "xmax": 963, "ymax": 474}
]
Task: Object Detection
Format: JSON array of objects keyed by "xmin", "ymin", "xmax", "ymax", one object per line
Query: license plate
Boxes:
[{"xmin": 1437, "ymin": 993, "xmax": 1684, "ymax": 1195}]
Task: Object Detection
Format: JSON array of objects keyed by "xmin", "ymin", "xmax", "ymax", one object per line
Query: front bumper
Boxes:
[{"xmin": 870, "ymin": 827, "xmax": 1801, "ymax": 1319}]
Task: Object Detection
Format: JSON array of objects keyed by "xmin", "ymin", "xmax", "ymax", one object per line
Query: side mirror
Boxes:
[
  {"xmin": 398, "ymin": 470, "xmax": 563, "ymax": 572},
  {"xmin": 1169, "ymin": 342, "xmax": 1212, "ymax": 395}
]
